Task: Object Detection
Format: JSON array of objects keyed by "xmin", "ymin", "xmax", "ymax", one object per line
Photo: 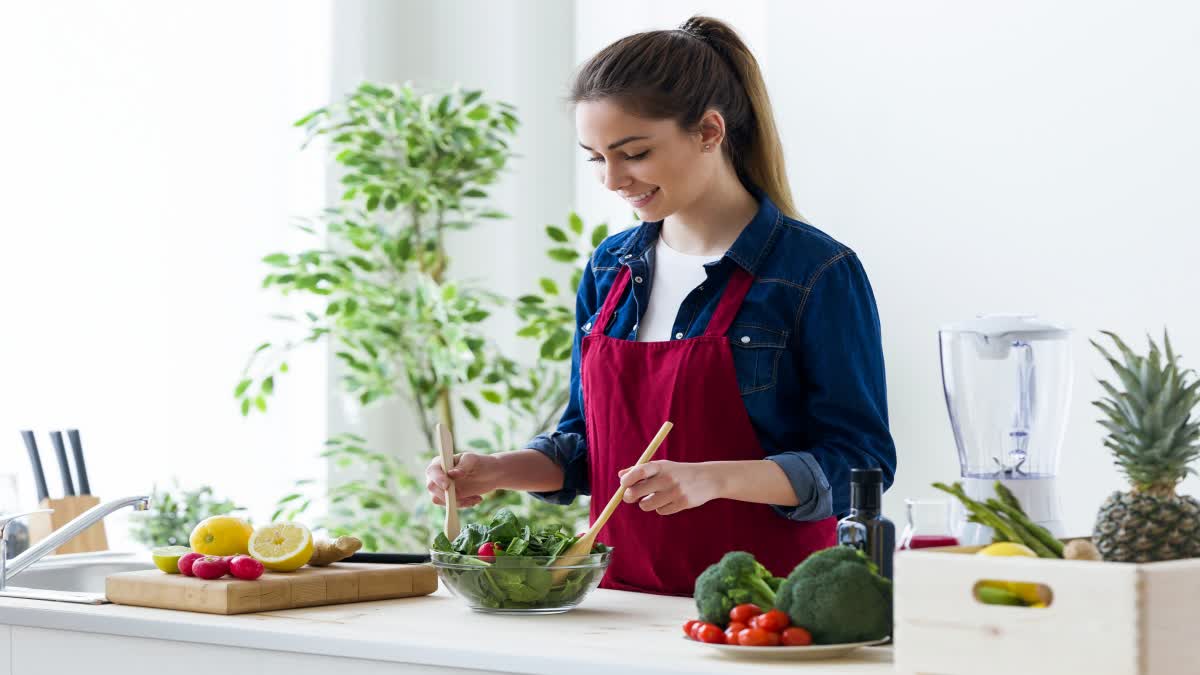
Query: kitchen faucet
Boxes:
[{"xmin": 0, "ymin": 495, "xmax": 149, "ymax": 590}]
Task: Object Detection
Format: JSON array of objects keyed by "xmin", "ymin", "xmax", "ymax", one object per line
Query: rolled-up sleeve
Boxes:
[
  {"xmin": 524, "ymin": 258, "xmax": 598, "ymax": 505},
  {"xmin": 782, "ymin": 251, "xmax": 896, "ymax": 518}
]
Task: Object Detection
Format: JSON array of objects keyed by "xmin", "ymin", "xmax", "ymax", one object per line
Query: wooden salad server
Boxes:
[{"xmin": 550, "ymin": 421, "xmax": 673, "ymax": 583}]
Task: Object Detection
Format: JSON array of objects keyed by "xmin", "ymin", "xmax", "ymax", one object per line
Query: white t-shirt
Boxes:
[{"xmin": 637, "ymin": 236, "xmax": 723, "ymax": 342}]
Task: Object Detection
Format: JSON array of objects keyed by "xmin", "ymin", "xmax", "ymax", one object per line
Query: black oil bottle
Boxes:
[{"xmin": 836, "ymin": 468, "xmax": 894, "ymax": 580}]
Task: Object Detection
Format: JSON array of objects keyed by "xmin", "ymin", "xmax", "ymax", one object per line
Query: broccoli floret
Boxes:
[
  {"xmin": 775, "ymin": 546, "xmax": 892, "ymax": 644},
  {"xmin": 693, "ymin": 551, "xmax": 780, "ymax": 625}
]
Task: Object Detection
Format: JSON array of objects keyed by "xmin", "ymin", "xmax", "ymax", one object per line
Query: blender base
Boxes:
[{"xmin": 951, "ymin": 476, "xmax": 1066, "ymax": 546}]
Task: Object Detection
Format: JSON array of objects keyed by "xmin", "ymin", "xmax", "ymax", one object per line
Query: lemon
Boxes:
[
  {"xmin": 189, "ymin": 515, "xmax": 254, "ymax": 556},
  {"xmin": 151, "ymin": 545, "xmax": 192, "ymax": 573},
  {"xmin": 248, "ymin": 522, "xmax": 313, "ymax": 572},
  {"xmin": 977, "ymin": 542, "xmax": 1037, "ymax": 558},
  {"xmin": 977, "ymin": 541, "xmax": 1045, "ymax": 605}
]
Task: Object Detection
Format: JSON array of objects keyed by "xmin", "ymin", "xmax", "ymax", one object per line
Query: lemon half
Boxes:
[{"xmin": 248, "ymin": 522, "xmax": 313, "ymax": 572}]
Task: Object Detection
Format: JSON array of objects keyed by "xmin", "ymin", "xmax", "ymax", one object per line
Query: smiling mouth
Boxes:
[{"xmin": 623, "ymin": 187, "xmax": 659, "ymax": 206}]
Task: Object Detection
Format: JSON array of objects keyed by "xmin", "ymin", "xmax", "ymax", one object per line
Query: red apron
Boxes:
[{"xmin": 583, "ymin": 264, "xmax": 835, "ymax": 596}]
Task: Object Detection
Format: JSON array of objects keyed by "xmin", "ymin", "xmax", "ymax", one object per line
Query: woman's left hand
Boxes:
[{"xmin": 618, "ymin": 460, "xmax": 719, "ymax": 515}]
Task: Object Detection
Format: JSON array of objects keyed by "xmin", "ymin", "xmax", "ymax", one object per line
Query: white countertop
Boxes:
[{"xmin": 0, "ymin": 587, "xmax": 894, "ymax": 674}]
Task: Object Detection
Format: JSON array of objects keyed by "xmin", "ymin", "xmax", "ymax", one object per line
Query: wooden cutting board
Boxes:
[{"xmin": 106, "ymin": 562, "xmax": 438, "ymax": 615}]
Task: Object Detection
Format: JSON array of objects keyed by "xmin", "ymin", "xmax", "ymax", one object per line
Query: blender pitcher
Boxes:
[{"xmin": 938, "ymin": 314, "xmax": 1072, "ymax": 545}]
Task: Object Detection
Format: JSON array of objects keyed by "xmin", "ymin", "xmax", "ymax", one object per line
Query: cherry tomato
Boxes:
[
  {"xmin": 752, "ymin": 609, "xmax": 790, "ymax": 632},
  {"xmin": 477, "ymin": 542, "xmax": 501, "ymax": 562},
  {"xmin": 683, "ymin": 620, "xmax": 701, "ymax": 638},
  {"xmin": 737, "ymin": 627, "xmax": 772, "ymax": 647},
  {"xmin": 695, "ymin": 623, "xmax": 726, "ymax": 644},
  {"xmin": 729, "ymin": 603, "xmax": 763, "ymax": 624},
  {"xmin": 723, "ymin": 621, "xmax": 747, "ymax": 644},
  {"xmin": 781, "ymin": 626, "xmax": 813, "ymax": 646},
  {"xmin": 691, "ymin": 621, "xmax": 718, "ymax": 641}
]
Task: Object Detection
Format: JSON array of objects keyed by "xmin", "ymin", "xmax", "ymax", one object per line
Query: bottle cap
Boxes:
[{"xmin": 850, "ymin": 468, "xmax": 883, "ymax": 485}]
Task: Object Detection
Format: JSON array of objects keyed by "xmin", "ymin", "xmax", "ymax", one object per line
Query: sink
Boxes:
[{"xmin": 2, "ymin": 551, "xmax": 154, "ymax": 604}]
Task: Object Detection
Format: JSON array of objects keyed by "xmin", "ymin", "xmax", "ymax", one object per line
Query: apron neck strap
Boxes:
[
  {"xmin": 703, "ymin": 266, "xmax": 755, "ymax": 337},
  {"xmin": 593, "ymin": 265, "xmax": 631, "ymax": 336}
]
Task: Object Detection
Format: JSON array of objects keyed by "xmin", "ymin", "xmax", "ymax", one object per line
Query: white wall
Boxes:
[
  {"xmin": 767, "ymin": 0, "xmax": 1200, "ymax": 533},
  {"xmin": 0, "ymin": 1, "xmax": 331, "ymax": 549}
]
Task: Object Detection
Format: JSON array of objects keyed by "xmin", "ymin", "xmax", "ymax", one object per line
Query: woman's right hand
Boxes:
[{"xmin": 425, "ymin": 452, "xmax": 498, "ymax": 508}]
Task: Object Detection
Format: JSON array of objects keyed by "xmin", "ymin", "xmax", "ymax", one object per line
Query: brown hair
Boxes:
[{"xmin": 570, "ymin": 15, "xmax": 799, "ymax": 220}]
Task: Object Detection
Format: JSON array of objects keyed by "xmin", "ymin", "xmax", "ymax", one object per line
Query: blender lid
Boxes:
[{"xmin": 939, "ymin": 314, "xmax": 1070, "ymax": 340}]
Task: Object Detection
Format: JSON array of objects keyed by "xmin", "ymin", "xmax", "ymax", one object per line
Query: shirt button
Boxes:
[
  {"xmin": 675, "ymin": 332, "xmax": 684, "ymax": 339},
  {"xmin": 741, "ymin": 336, "xmax": 751, "ymax": 344},
  {"xmin": 634, "ymin": 276, "xmax": 644, "ymax": 284}
]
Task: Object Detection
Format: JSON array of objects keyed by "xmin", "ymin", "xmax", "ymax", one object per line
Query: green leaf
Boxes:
[
  {"xmin": 568, "ymin": 212, "xmax": 583, "ymax": 234},
  {"xmin": 464, "ymin": 310, "xmax": 489, "ymax": 322},
  {"xmin": 234, "ymin": 379, "xmax": 252, "ymax": 397},
  {"xmin": 591, "ymin": 224, "xmax": 609, "ymax": 248},
  {"xmin": 539, "ymin": 278, "xmax": 559, "ymax": 295},
  {"xmin": 254, "ymin": 342, "xmax": 272, "ymax": 354},
  {"xmin": 545, "ymin": 226, "xmax": 568, "ymax": 243},
  {"xmin": 481, "ymin": 390, "xmax": 502, "ymax": 404},
  {"xmin": 240, "ymin": 398, "xmax": 250, "ymax": 416},
  {"xmin": 548, "ymin": 248, "xmax": 578, "ymax": 262},
  {"xmin": 262, "ymin": 253, "xmax": 290, "ymax": 267},
  {"xmin": 255, "ymin": 396, "xmax": 267, "ymax": 412},
  {"xmin": 462, "ymin": 398, "xmax": 481, "ymax": 419},
  {"xmin": 262, "ymin": 376, "xmax": 274, "ymax": 395},
  {"xmin": 467, "ymin": 104, "xmax": 490, "ymax": 120}
]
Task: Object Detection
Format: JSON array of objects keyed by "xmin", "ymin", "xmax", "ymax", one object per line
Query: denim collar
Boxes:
[{"xmin": 610, "ymin": 185, "xmax": 784, "ymax": 275}]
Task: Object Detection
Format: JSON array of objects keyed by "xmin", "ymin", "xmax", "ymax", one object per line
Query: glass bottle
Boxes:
[{"xmin": 836, "ymin": 468, "xmax": 895, "ymax": 580}]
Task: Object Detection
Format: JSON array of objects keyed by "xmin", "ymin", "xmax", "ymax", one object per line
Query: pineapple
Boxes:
[{"xmin": 1091, "ymin": 330, "xmax": 1200, "ymax": 563}]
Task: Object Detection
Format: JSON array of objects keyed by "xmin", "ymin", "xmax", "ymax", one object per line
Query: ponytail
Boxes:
[{"xmin": 571, "ymin": 15, "xmax": 801, "ymax": 220}]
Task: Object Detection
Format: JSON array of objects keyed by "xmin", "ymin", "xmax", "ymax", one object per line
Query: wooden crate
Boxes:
[{"xmin": 894, "ymin": 543, "xmax": 1200, "ymax": 675}]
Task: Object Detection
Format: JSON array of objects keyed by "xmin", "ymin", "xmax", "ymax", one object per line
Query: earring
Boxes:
[{"xmin": 703, "ymin": 144, "xmax": 712, "ymax": 151}]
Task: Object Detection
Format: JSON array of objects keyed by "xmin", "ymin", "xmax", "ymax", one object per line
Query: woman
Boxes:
[{"xmin": 426, "ymin": 16, "xmax": 896, "ymax": 596}]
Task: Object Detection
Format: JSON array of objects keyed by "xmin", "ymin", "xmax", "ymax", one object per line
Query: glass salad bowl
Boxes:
[{"xmin": 430, "ymin": 549, "xmax": 612, "ymax": 614}]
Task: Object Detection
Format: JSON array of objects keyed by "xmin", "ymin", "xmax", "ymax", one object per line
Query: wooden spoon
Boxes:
[
  {"xmin": 436, "ymin": 422, "xmax": 461, "ymax": 542},
  {"xmin": 550, "ymin": 420, "xmax": 674, "ymax": 583}
]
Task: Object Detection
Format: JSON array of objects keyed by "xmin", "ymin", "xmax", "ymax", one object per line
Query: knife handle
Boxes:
[
  {"xmin": 19, "ymin": 431, "xmax": 50, "ymax": 503},
  {"xmin": 66, "ymin": 429, "xmax": 90, "ymax": 495},
  {"xmin": 49, "ymin": 431, "xmax": 76, "ymax": 497}
]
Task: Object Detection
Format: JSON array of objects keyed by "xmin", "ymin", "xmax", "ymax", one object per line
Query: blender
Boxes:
[{"xmin": 938, "ymin": 314, "xmax": 1073, "ymax": 544}]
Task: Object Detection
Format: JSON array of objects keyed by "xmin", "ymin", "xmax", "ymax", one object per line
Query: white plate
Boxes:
[{"xmin": 684, "ymin": 635, "xmax": 889, "ymax": 661}]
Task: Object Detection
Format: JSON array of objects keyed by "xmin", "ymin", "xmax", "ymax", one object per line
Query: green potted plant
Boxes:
[
  {"xmin": 129, "ymin": 482, "xmax": 246, "ymax": 548},
  {"xmin": 239, "ymin": 82, "xmax": 606, "ymax": 550}
]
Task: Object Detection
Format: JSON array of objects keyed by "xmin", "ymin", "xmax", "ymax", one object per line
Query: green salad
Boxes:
[{"xmin": 430, "ymin": 509, "xmax": 611, "ymax": 610}]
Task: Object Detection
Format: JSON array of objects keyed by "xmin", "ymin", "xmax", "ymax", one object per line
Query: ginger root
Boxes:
[
  {"xmin": 308, "ymin": 535, "xmax": 363, "ymax": 566},
  {"xmin": 1063, "ymin": 539, "xmax": 1102, "ymax": 561}
]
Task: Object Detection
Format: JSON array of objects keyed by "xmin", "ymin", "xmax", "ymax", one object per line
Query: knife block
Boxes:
[{"xmin": 27, "ymin": 495, "xmax": 108, "ymax": 554}]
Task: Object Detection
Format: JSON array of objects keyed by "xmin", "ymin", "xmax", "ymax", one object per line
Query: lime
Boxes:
[{"xmin": 151, "ymin": 545, "xmax": 193, "ymax": 573}]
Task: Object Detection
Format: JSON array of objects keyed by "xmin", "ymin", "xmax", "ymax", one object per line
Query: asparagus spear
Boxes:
[
  {"xmin": 993, "ymin": 481, "xmax": 1026, "ymax": 515},
  {"xmin": 987, "ymin": 498, "xmax": 1065, "ymax": 558},
  {"xmin": 933, "ymin": 482, "xmax": 1023, "ymax": 543}
]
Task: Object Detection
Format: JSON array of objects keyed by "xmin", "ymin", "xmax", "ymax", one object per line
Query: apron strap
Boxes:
[
  {"xmin": 703, "ymin": 266, "xmax": 755, "ymax": 337},
  {"xmin": 593, "ymin": 265, "xmax": 632, "ymax": 337}
]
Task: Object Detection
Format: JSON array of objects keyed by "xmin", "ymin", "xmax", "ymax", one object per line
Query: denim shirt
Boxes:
[{"xmin": 525, "ymin": 190, "xmax": 896, "ymax": 519}]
